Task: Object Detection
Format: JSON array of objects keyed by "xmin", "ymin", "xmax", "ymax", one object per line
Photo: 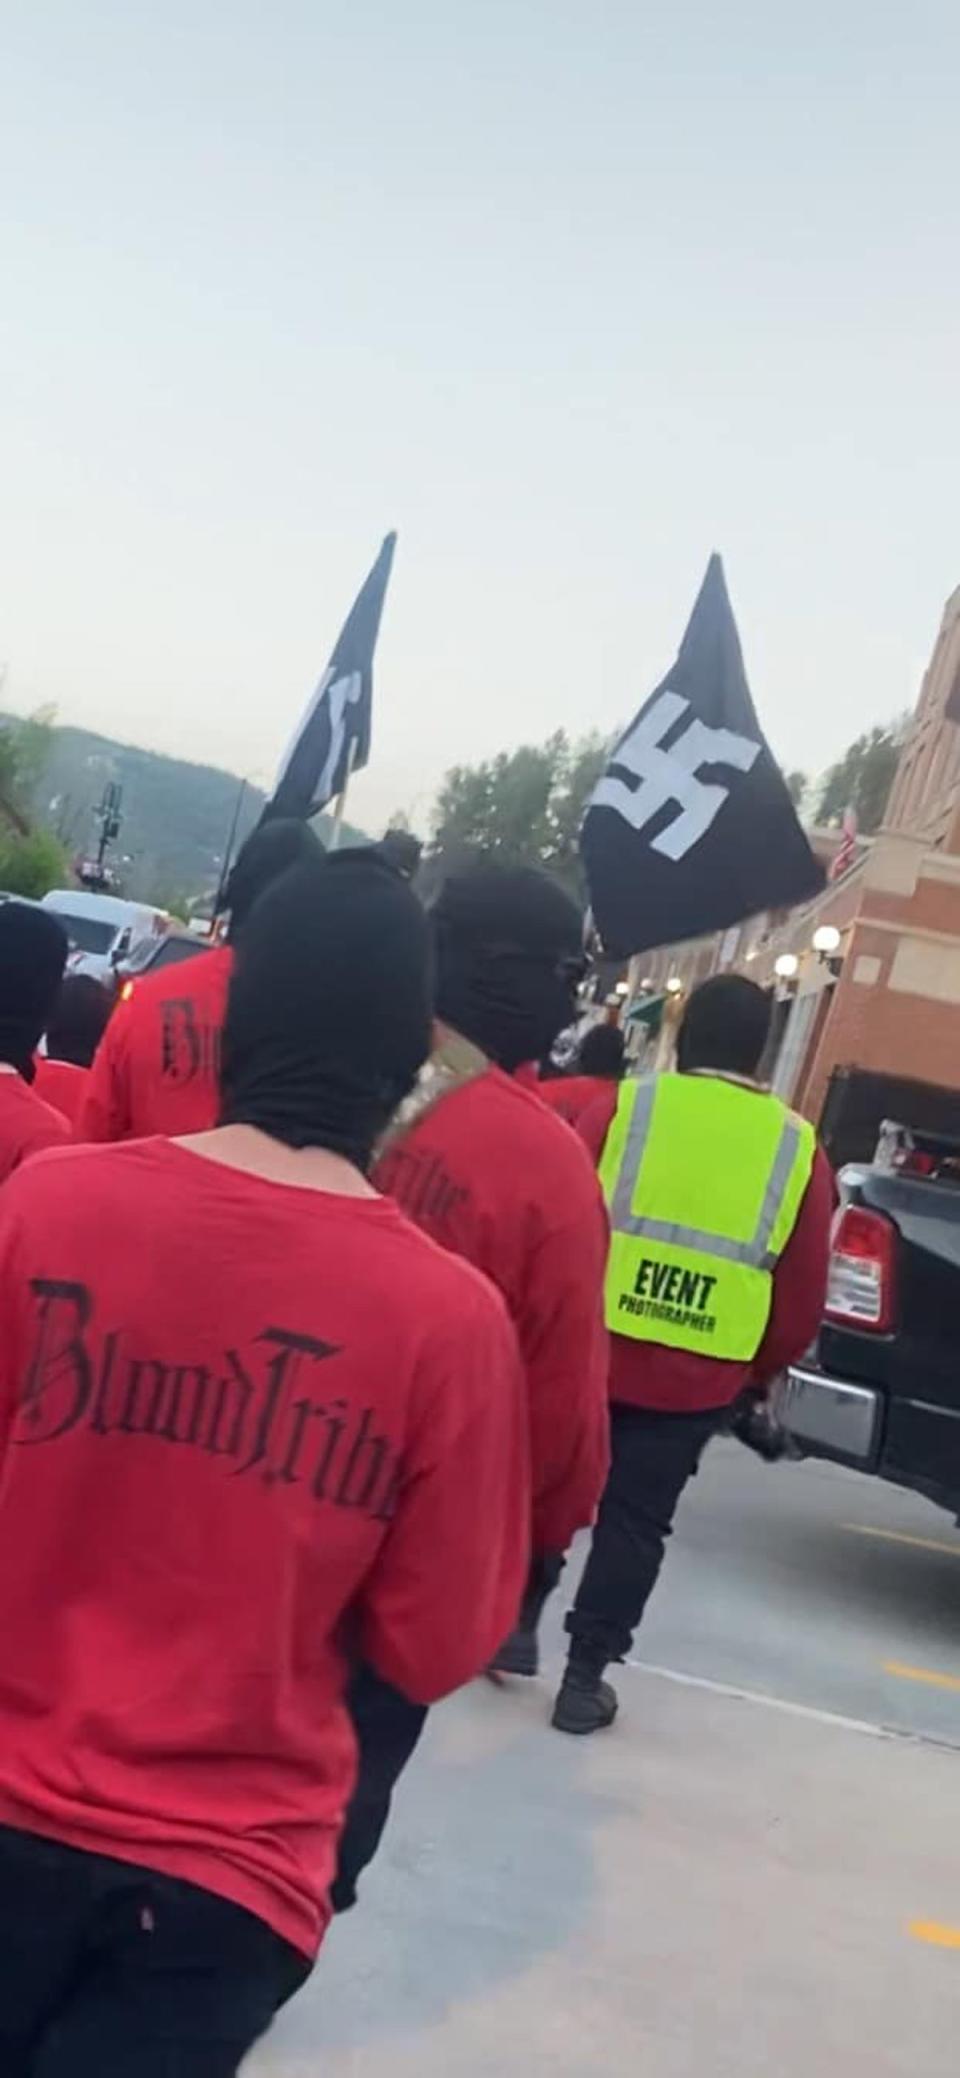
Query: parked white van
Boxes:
[{"xmin": 41, "ymin": 891, "xmax": 170, "ymax": 986}]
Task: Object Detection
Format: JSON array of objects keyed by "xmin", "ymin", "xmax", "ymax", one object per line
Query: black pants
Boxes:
[
  {"xmin": 0, "ymin": 1826, "xmax": 307, "ymax": 2077},
  {"xmin": 515, "ymin": 1549, "xmax": 566, "ymax": 1633},
  {"xmin": 565, "ymin": 1402, "xmax": 724, "ymax": 1668},
  {"xmin": 332, "ymin": 1667, "xmax": 429, "ymax": 1913},
  {"xmin": 332, "ymin": 1551, "xmax": 565, "ymax": 1913}
]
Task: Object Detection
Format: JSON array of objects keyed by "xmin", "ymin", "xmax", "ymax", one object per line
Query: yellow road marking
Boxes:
[
  {"xmin": 910, "ymin": 1921, "xmax": 960, "ymax": 1950},
  {"xmin": 884, "ymin": 1660, "xmax": 960, "ymax": 1694},
  {"xmin": 843, "ymin": 1524, "xmax": 960, "ymax": 1559}
]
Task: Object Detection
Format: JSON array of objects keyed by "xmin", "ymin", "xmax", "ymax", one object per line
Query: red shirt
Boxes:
[
  {"xmin": 579, "ymin": 1082, "xmax": 834, "ymax": 1414},
  {"xmin": 375, "ymin": 1066, "xmax": 610, "ymax": 1552},
  {"xmin": 34, "ymin": 1057, "xmax": 89, "ymax": 1127},
  {"xmin": 0, "ymin": 1139, "xmax": 529, "ymax": 1958},
  {"xmin": 0, "ymin": 1073, "xmax": 71, "ymax": 1182},
  {"xmin": 79, "ymin": 947, "xmax": 232, "ymax": 1142},
  {"xmin": 541, "ymin": 1074, "xmax": 619, "ymax": 1129},
  {"xmin": 512, "ymin": 1061, "xmax": 542, "ymax": 1093}
]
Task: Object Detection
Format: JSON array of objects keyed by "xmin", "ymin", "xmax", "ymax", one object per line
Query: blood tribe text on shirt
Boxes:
[{"xmin": 16, "ymin": 1280, "xmax": 402, "ymax": 1521}]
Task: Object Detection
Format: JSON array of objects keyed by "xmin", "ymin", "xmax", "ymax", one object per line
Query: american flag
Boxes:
[{"xmin": 829, "ymin": 805, "xmax": 858, "ymax": 881}]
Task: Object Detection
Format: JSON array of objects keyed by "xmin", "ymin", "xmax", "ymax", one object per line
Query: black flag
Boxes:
[
  {"xmin": 265, "ymin": 532, "xmax": 397, "ymax": 821},
  {"xmin": 581, "ymin": 554, "xmax": 824, "ymax": 956}
]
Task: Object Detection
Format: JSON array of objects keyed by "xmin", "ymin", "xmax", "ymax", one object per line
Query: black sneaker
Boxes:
[
  {"xmin": 551, "ymin": 1670, "xmax": 618, "ymax": 1735},
  {"xmin": 488, "ymin": 1626, "xmax": 539, "ymax": 1678}
]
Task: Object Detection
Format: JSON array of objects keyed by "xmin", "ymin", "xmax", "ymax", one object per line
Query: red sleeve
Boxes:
[
  {"xmin": 519, "ymin": 1165, "xmax": 611, "ymax": 1554},
  {"xmin": 0, "ymin": 1194, "xmax": 27, "ymax": 1464},
  {"xmin": 78, "ymin": 1011, "xmax": 131, "ymax": 1143},
  {"xmin": 358, "ymin": 1278, "xmax": 531, "ymax": 1704},
  {"xmin": 752, "ymin": 1145, "xmax": 835, "ymax": 1388},
  {"xmin": 577, "ymin": 1087, "xmax": 619, "ymax": 1165}
]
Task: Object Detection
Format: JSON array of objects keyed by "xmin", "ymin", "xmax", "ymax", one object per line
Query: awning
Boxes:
[{"xmin": 625, "ymin": 992, "xmax": 665, "ymax": 1030}]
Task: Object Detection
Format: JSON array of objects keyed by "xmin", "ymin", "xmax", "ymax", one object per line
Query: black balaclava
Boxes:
[
  {"xmin": 432, "ymin": 864, "xmax": 584, "ymax": 1072},
  {"xmin": 221, "ymin": 849, "xmax": 432, "ymax": 1170},
  {"xmin": 45, "ymin": 974, "xmax": 113, "ymax": 1067},
  {"xmin": 578, "ymin": 1023, "xmax": 625, "ymax": 1079},
  {"xmin": 0, "ymin": 904, "xmax": 69, "ymax": 1080},
  {"xmin": 223, "ymin": 818, "xmax": 324, "ymax": 939}
]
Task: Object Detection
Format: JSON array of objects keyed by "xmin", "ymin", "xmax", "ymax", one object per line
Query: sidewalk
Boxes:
[{"xmin": 251, "ymin": 1665, "xmax": 960, "ymax": 2076}]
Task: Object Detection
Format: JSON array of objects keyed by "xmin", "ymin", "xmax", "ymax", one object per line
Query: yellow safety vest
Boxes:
[{"xmin": 598, "ymin": 1073, "xmax": 816, "ymax": 1363}]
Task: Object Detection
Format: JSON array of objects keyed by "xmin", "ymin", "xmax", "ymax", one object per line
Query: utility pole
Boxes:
[{"xmin": 80, "ymin": 780, "xmax": 124, "ymax": 890}]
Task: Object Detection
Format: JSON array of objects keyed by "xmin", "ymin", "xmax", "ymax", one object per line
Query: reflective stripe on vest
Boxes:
[{"xmin": 598, "ymin": 1074, "xmax": 816, "ymax": 1362}]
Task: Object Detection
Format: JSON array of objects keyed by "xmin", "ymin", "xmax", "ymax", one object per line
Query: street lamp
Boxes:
[
  {"xmin": 774, "ymin": 953, "xmax": 799, "ymax": 980},
  {"xmin": 665, "ymin": 976, "xmax": 684, "ymax": 995},
  {"xmin": 812, "ymin": 924, "xmax": 841, "ymax": 955}
]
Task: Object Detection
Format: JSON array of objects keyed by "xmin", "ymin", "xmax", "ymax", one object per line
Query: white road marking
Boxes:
[{"xmin": 625, "ymin": 1658, "xmax": 958, "ymax": 1747}]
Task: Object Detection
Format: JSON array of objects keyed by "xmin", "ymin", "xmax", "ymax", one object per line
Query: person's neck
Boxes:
[
  {"xmin": 173, "ymin": 1122, "xmax": 378, "ymax": 1198},
  {"xmin": 432, "ymin": 1020, "xmax": 494, "ymax": 1070},
  {"xmin": 684, "ymin": 1065, "xmax": 763, "ymax": 1091}
]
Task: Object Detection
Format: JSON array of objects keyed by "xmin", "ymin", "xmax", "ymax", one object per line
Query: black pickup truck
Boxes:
[{"xmin": 773, "ymin": 1122, "xmax": 960, "ymax": 1522}]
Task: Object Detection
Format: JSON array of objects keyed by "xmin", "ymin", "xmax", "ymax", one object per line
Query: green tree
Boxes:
[
  {"xmin": 0, "ymin": 827, "xmax": 68, "ymax": 898},
  {"xmin": 430, "ymin": 730, "xmax": 609, "ymax": 896},
  {"xmin": 149, "ymin": 882, "xmax": 192, "ymax": 923},
  {"xmin": 784, "ymin": 769, "xmax": 808, "ymax": 811},
  {"xmin": 0, "ymin": 708, "xmax": 57, "ymax": 837},
  {"xmin": 818, "ymin": 721, "xmax": 905, "ymax": 834}
]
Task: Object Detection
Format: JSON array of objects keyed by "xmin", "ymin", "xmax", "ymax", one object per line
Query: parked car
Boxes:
[
  {"xmin": 773, "ymin": 1120, "xmax": 960, "ymax": 1522},
  {"xmin": 40, "ymin": 891, "xmax": 170, "ymax": 986},
  {"xmin": 113, "ymin": 929, "xmax": 209, "ymax": 996}
]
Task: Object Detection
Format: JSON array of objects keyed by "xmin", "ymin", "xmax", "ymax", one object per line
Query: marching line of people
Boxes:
[{"xmin": 0, "ymin": 840, "xmax": 832, "ymax": 2073}]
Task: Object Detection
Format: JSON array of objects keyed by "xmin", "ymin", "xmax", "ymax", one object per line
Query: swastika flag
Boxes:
[
  {"xmin": 581, "ymin": 554, "xmax": 824, "ymax": 955},
  {"xmin": 264, "ymin": 532, "xmax": 397, "ymax": 822}
]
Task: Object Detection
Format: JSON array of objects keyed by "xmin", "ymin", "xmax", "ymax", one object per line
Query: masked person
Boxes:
[
  {"xmin": 0, "ymin": 850, "xmax": 529, "ymax": 2076},
  {"xmin": 333, "ymin": 863, "xmax": 609, "ymax": 1911},
  {"xmin": 0, "ymin": 902, "xmax": 72, "ymax": 1180},
  {"xmin": 35, "ymin": 974, "xmax": 113, "ymax": 1125},
  {"xmin": 542, "ymin": 1021, "xmax": 626, "ymax": 1128},
  {"xmin": 552, "ymin": 975, "xmax": 834, "ymax": 1735},
  {"xmin": 78, "ymin": 818, "xmax": 322, "ymax": 1142}
]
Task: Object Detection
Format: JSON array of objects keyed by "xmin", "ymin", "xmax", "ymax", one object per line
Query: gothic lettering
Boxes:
[{"xmin": 13, "ymin": 1287, "xmax": 399, "ymax": 1525}]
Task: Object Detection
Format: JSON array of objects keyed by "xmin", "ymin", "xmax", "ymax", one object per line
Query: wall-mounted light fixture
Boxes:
[
  {"xmin": 812, "ymin": 922, "xmax": 844, "ymax": 979},
  {"xmin": 774, "ymin": 952, "xmax": 800, "ymax": 980}
]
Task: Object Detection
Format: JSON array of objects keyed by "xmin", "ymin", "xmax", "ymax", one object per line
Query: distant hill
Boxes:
[{"xmin": 27, "ymin": 723, "xmax": 370, "ymax": 907}]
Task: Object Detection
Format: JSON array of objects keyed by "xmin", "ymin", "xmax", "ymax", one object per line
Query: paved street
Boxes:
[{"xmin": 252, "ymin": 1442, "xmax": 960, "ymax": 2076}]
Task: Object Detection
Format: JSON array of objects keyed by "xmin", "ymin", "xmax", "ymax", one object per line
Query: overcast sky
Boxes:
[{"xmin": 1, "ymin": 1, "xmax": 957, "ymax": 837}]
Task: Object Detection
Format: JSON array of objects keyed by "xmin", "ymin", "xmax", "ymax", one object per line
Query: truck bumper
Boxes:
[{"xmin": 773, "ymin": 1364, "xmax": 881, "ymax": 1466}]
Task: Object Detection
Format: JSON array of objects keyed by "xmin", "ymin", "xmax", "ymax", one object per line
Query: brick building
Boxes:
[{"xmin": 627, "ymin": 583, "xmax": 960, "ymax": 1122}]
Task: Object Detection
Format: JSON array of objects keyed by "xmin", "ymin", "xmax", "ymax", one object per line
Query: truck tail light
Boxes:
[{"xmin": 825, "ymin": 1207, "xmax": 897, "ymax": 1332}]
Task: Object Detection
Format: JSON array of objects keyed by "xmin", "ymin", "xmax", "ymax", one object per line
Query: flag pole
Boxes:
[
  {"xmin": 329, "ymin": 739, "xmax": 357, "ymax": 853},
  {"xmin": 213, "ymin": 775, "xmax": 248, "ymax": 922}
]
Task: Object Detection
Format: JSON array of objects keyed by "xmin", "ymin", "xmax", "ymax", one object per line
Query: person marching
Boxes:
[
  {"xmin": 380, "ymin": 862, "xmax": 611, "ymax": 1654},
  {"xmin": 542, "ymin": 1021, "xmax": 626, "ymax": 1128},
  {"xmin": 552, "ymin": 975, "xmax": 834, "ymax": 1735},
  {"xmin": 78, "ymin": 818, "xmax": 321, "ymax": 1142},
  {"xmin": 333, "ymin": 862, "xmax": 610, "ymax": 1909},
  {"xmin": 0, "ymin": 849, "xmax": 530, "ymax": 2073},
  {"xmin": 35, "ymin": 974, "xmax": 113, "ymax": 1125},
  {"xmin": 0, "ymin": 902, "xmax": 72, "ymax": 1181}
]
